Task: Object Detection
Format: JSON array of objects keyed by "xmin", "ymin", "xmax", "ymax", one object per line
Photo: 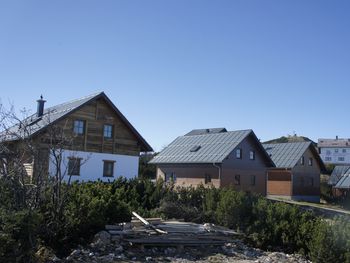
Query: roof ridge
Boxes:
[
  {"xmin": 181, "ymin": 129, "xmax": 252, "ymax": 138},
  {"xmin": 44, "ymin": 91, "xmax": 103, "ymax": 111}
]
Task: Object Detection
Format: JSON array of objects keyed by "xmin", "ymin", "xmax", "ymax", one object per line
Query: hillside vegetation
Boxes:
[{"xmin": 0, "ymin": 177, "xmax": 349, "ymax": 263}]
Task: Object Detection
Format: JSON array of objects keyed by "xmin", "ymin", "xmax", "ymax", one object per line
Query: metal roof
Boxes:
[
  {"xmin": 150, "ymin": 129, "xmax": 273, "ymax": 164},
  {"xmin": 335, "ymin": 168, "xmax": 350, "ymax": 189},
  {"xmin": 184, "ymin": 128, "xmax": 227, "ymax": 136},
  {"xmin": 263, "ymin": 142, "xmax": 312, "ymax": 168},
  {"xmin": 1, "ymin": 92, "xmax": 153, "ymax": 151},
  {"xmin": 328, "ymin": 165, "xmax": 350, "ymax": 186}
]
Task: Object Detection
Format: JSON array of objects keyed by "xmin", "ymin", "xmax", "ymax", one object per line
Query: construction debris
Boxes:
[{"xmin": 63, "ymin": 213, "xmax": 311, "ymax": 263}]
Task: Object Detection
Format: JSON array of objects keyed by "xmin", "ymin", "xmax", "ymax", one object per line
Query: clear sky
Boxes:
[{"xmin": 0, "ymin": 0, "xmax": 349, "ymax": 151}]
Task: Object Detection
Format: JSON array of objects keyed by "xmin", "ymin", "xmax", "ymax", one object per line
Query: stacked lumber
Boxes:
[{"xmin": 104, "ymin": 212, "xmax": 241, "ymax": 250}]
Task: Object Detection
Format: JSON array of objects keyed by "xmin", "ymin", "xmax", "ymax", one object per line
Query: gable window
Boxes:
[
  {"xmin": 73, "ymin": 120, "xmax": 85, "ymax": 135},
  {"xmin": 103, "ymin": 160, "xmax": 115, "ymax": 177},
  {"xmin": 236, "ymin": 148, "xmax": 242, "ymax": 159},
  {"xmin": 103, "ymin": 124, "xmax": 113, "ymax": 139},
  {"xmin": 249, "ymin": 150, "xmax": 255, "ymax": 160},
  {"xmin": 300, "ymin": 156, "xmax": 305, "ymax": 165},
  {"xmin": 308, "ymin": 158, "xmax": 313, "ymax": 166},
  {"xmin": 234, "ymin": 174, "xmax": 240, "ymax": 185},
  {"xmin": 68, "ymin": 157, "xmax": 81, "ymax": 176},
  {"xmin": 205, "ymin": 174, "xmax": 212, "ymax": 184},
  {"xmin": 250, "ymin": 175, "xmax": 256, "ymax": 186}
]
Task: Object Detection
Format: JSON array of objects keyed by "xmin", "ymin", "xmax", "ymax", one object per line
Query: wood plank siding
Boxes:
[{"xmin": 39, "ymin": 98, "xmax": 141, "ymax": 156}]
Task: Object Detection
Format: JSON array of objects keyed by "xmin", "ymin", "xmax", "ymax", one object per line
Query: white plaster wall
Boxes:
[
  {"xmin": 48, "ymin": 150, "xmax": 139, "ymax": 182},
  {"xmin": 320, "ymin": 147, "xmax": 350, "ymax": 164}
]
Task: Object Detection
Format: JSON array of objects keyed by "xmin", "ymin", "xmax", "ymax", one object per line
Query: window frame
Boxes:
[
  {"xmin": 250, "ymin": 175, "xmax": 256, "ymax": 186},
  {"xmin": 73, "ymin": 120, "xmax": 85, "ymax": 135},
  {"xmin": 205, "ymin": 174, "xmax": 212, "ymax": 184},
  {"xmin": 234, "ymin": 174, "xmax": 240, "ymax": 185},
  {"xmin": 236, "ymin": 148, "xmax": 242, "ymax": 159},
  {"xmin": 249, "ymin": 150, "xmax": 255, "ymax": 160},
  {"xmin": 103, "ymin": 160, "xmax": 115, "ymax": 177},
  {"xmin": 308, "ymin": 157, "xmax": 313, "ymax": 166},
  {"xmin": 103, "ymin": 124, "xmax": 113, "ymax": 139},
  {"xmin": 68, "ymin": 157, "xmax": 82, "ymax": 176}
]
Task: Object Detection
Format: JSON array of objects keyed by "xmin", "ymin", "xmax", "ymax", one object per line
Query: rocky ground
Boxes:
[{"xmin": 39, "ymin": 230, "xmax": 311, "ymax": 263}]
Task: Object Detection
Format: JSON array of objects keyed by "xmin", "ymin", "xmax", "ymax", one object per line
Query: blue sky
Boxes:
[{"xmin": 0, "ymin": 1, "xmax": 349, "ymax": 151}]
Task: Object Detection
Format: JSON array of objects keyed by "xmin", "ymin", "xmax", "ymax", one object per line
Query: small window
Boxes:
[
  {"xmin": 300, "ymin": 156, "xmax": 304, "ymax": 165},
  {"xmin": 68, "ymin": 157, "xmax": 81, "ymax": 176},
  {"xmin": 250, "ymin": 175, "xmax": 256, "ymax": 186},
  {"xmin": 73, "ymin": 120, "xmax": 85, "ymax": 135},
  {"xmin": 249, "ymin": 150, "xmax": 255, "ymax": 160},
  {"xmin": 236, "ymin": 148, "xmax": 242, "ymax": 159},
  {"xmin": 234, "ymin": 174, "xmax": 240, "ymax": 185},
  {"xmin": 335, "ymin": 149, "xmax": 339, "ymax": 153},
  {"xmin": 205, "ymin": 174, "xmax": 212, "ymax": 184},
  {"xmin": 165, "ymin": 172, "xmax": 176, "ymax": 182},
  {"xmin": 338, "ymin": 157, "xmax": 345, "ymax": 162},
  {"xmin": 308, "ymin": 158, "xmax": 313, "ymax": 166},
  {"xmin": 103, "ymin": 160, "xmax": 115, "ymax": 177},
  {"xmin": 325, "ymin": 156, "xmax": 332, "ymax": 161},
  {"xmin": 103, "ymin": 124, "xmax": 113, "ymax": 139},
  {"xmin": 342, "ymin": 149, "xmax": 347, "ymax": 153}
]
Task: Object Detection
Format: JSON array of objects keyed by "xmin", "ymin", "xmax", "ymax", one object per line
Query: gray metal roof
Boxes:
[
  {"xmin": 1, "ymin": 92, "xmax": 153, "ymax": 151},
  {"xmin": 184, "ymin": 128, "xmax": 227, "ymax": 136},
  {"xmin": 263, "ymin": 142, "xmax": 312, "ymax": 168},
  {"xmin": 150, "ymin": 129, "xmax": 255, "ymax": 164},
  {"xmin": 335, "ymin": 168, "xmax": 350, "ymax": 189},
  {"xmin": 329, "ymin": 165, "xmax": 350, "ymax": 186},
  {"xmin": 2, "ymin": 92, "xmax": 99, "ymax": 141}
]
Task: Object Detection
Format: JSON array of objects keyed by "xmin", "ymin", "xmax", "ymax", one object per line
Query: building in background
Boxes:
[
  {"xmin": 318, "ymin": 137, "xmax": 350, "ymax": 165},
  {"xmin": 263, "ymin": 142, "xmax": 326, "ymax": 203},
  {"xmin": 149, "ymin": 128, "xmax": 275, "ymax": 195}
]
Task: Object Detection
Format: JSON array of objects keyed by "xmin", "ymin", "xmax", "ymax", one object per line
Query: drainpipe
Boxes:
[{"xmin": 212, "ymin": 163, "xmax": 221, "ymax": 187}]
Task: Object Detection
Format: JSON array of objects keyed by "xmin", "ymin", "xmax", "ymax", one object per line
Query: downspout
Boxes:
[{"xmin": 212, "ymin": 162, "xmax": 221, "ymax": 187}]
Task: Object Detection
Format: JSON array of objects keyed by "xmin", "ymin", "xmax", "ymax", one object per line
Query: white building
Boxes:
[{"xmin": 318, "ymin": 137, "xmax": 350, "ymax": 165}]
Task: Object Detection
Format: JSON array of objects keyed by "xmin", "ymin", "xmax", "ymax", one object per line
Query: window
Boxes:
[
  {"xmin": 165, "ymin": 172, "xmax": 176, "ymax": 182},
  {"xmin": 338, "ymin": 157, "xmax": 345, "ymax": 162},
  {"xmin": 300, "ymin": 156, "xmax": 304, "ymax": 165},
  {"xmin": 103, "ymin": 160, "xmax": 115, "ymax": 177},
  {"xmin": 249, "ymin": 150, "xmax": 255, "ymax": 160},
  {"xmin": 343, "ymin": 149, "xmax": 347, "ymax": 153},
  {"xmin": 73, "ymin": 120, "xmax": 85, "ymax": 135},
  {"xmin": 308, "ymin": 158, "xmax": 313, "ymax": 166},
  {"xmin": 234, "ymin": 174, "xmax": 240, "ymax": 185},
  {"xmin": 250, "ymin": 175, "xmax": 256, "ymax": 186},
  {"xmin": 103, "ymin": 124, "xmax": 113, "ymax": 139},
  {"xmin": 68, "ymin": 157, "xmax": 81, "ymax": 176},
  {"xmin": 205, "ymin": 174, "xmax": 211, "ymax": 184},
  {"xmin": 335, "ymin": 149, "xmax": 339, "ymax": 153},
  {"xmin": 325, "ymin": 156, "xmax": 332, "ymax": 161},
  {"xmin": 236, "ymin": 148, "xmax": 242, "ymax": 159}
]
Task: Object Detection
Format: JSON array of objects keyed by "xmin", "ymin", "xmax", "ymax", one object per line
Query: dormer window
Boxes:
[
  {"xmin": 73, "ymin": 120, "xmax": 85, "ymax": 135},
  {"xmin": 104, "ymin": 124, "xmax": 113, "ymax": 139},
  {"xmin": 236, "ymin": 148, "xmax": 242, "ymax": 159}
]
